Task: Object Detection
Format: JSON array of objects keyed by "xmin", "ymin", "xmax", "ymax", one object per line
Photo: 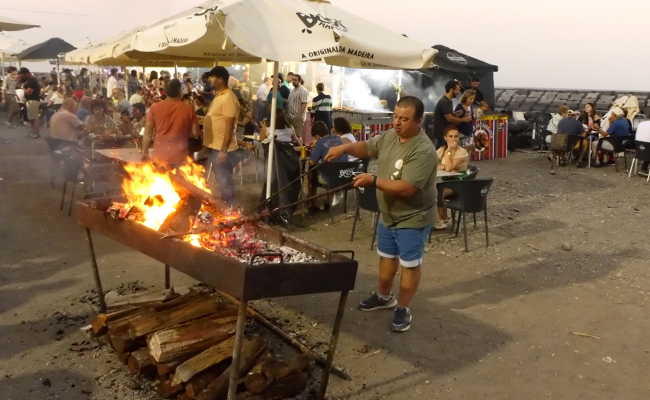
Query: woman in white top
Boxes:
[
  {"xmin": 332, "ymin": 117, "xmax": 357, "ymax": 161},
  {"xmin": 259, "ymin": 108, "xmax": 299, "ymax": 144}
]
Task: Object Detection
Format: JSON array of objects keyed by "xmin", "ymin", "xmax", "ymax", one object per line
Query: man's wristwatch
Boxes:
[{"xmin": 372, "ymin": 175, "xmax": 378, "ymax": 187}]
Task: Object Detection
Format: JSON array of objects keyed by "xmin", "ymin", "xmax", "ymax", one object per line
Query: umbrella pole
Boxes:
[{"xmin": 265, "ymin": 61, "xmax": 279, "ymax": 199}]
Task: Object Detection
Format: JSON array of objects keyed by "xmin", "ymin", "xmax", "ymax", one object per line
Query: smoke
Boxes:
[{"xmin": 339, "ymin": 70, "xmax": 391, "ymax": 112}]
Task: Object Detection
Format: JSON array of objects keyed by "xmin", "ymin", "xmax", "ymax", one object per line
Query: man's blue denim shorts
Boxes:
[{"xmin": 376, "ymin": 222, "xmax": 432, "ymax": 268}]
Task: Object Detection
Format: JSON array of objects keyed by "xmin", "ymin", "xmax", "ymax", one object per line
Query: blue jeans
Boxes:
[
  {"xmin": 206, "ymin": 149, "xmax": 236, "ymax": 205},
  {"xmin": 376, "ymin": 222, "xmax": 432, "ymax": 268}
]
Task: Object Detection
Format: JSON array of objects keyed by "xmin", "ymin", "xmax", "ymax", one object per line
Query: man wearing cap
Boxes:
[
  {"xmin": 324, "ymin": 96, "xmax": 436, "ymax": 333},
  {"xmin": 203, "ymin": 67, "xmax": 240, "ymax": 204}
]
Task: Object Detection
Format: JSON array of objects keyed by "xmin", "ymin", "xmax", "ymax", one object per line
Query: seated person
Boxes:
[
  {"xmin": 48, "ymin": 98, "xmax": 86, "ymax": 147},
  {"xmin": 547, "ymin": 106, "xmax": 586, "ymax": 173},
  {"xmin": 310, "ymin": 121, "xmax": 346, "ymax": 164},
  {"xmin": 84, "ymin": 99, "xmax": 117, "ymax": 138},
  {"xmin": 76, "ymin": 96, "xmax": 92, "ymax": 122},
  {"xmin": 332, "ymin": 117, "xmax": 357, "ymax": 161},
  {"xmin": 259, "ymin": 108, "xmax": 299, "ymax": 144},
  {"xmin": 435, "ymin": 128, "xmax": 469, "ymax": 230},
  {"xmin": 308, "ymin": 121, "xmax": 346, "ymax": 213},
  {"xmin": 592, "ymin": 108, "xmax": 631, "ymax": 166}
]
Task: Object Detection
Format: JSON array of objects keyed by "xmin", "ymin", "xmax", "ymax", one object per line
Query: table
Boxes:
[
  {"xmin": 96, "ymin": 148, "xmax": 147, "ymax": 164},
  {"xmin": 437, "ymin": 170, "xmax": 462, "ymax": 178}
]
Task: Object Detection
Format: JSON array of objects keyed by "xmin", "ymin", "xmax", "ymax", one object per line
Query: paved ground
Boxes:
[{"xmin": 2, "ymin": 120, "xmax": 650, "ymax": 400}]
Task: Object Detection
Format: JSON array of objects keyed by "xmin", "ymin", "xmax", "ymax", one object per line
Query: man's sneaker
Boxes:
[
  {"xmin": 358, "ymin": 292, "xmax": 397, "ymax": 312},
  {"xmin": 391, "ymin": 306, "xmax": 413, "ymax": 332},
  {"xmin": 434, "ymin": 220, "xmax": 448, "ymax": 230}
]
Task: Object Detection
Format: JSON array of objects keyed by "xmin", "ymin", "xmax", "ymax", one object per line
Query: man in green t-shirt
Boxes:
[{"xmin": 325, "ymin": 96, "xmax": 436, "ymax": 332}]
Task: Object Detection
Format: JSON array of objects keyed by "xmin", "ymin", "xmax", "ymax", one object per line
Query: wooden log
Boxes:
[
  {"xmin": 91, "ymin": 306, "xmax": 141, "ymax": 336},
  {"xmin": 244, "ymin": 354, "xmax": 310, "ymax": 395},
  {"xmin": 157, "ymin": 359, "xmax": 183, "ymax": 378},
  {"xmin": 171, "ymin": 336, "xmax": 235, "ymax": 386},
  {"xmin": 170, "ymin": 172, "xmax": 225, "ymax": 210},
  {"xmin": 105, "ymin": 288, "xmax": 177, "ymax": 309},
  {"xmin": 157, "ymin": 379, "xmax": 184, "ymax": 398},
  {"xmin": 217, "ymin": 292, "xmax": 351, "ymax": 380},
  {"xmin": 242, "ymin": 372, "xmax": 309, "ymax": 400},
  {"xmin": 159, "ymin": 197, "xmax": 201, "ymax": 234},
  {"xmin": 148, "ymin": 315, "xmax": 237, "ymax": 363},
  {"xmin": 127, "ymin": 348, "xmax": 156, "ymax": 379},
  {"xmin": 262, "ymin": 354, "xmax": 310, "ymax": 381},
  {"xmin": 185, "ymin": 363, "xmax": 230, "ymax": 398},
  {"xmin": 127, "ymin": 295, "xmax": 227, "ymax": 339},
  {"xmin": 195, "ymin": 337, "xmax": 266, "ymax": 400},
  {"xmin": 108, "ymin": 327, "xmax": 144, "ymax": 355}
]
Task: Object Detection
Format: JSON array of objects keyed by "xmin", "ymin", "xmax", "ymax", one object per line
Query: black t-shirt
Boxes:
[
  {"xmin": 557, "ymin": 117, "xmax": 584, "ymax": 136},
  {"xmin": 433, "ymin": 95, "xmax": 453, "ymax": 140},
  {"xmin": 23, "ymin": 78, "xmax": 41, "ymax": 101}
]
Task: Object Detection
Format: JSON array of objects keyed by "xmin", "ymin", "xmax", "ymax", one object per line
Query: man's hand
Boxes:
[
  {"xmin": 462, "ymin": 115, "xmax": 472, "ymax": 123},
  {"xmin": 324, "ymin": 144, "xmax": 346, "ymax": 162},
  {"xmin": 353, "ymin": 173, "xmax": 374, "ymax": 188}
]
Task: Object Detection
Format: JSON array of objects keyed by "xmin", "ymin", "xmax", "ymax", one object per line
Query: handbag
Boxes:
[{"xmin": 550, "ymin": 133, "xmax": 569, "ymax": 152}]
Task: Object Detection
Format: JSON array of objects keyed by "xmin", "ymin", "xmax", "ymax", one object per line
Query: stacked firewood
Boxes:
[{"xmin": 89, "ymin": 290, "xmax": 311, "ymax": 400}]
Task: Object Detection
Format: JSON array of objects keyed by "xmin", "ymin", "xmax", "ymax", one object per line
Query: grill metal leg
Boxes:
[
  {"xmin": 484, "ymin": 203, "xmax": 490, "ymax": 248},
  {"xmin": 60, "ymin": 181, "xmax": 67, "ymax": 211},
  {"xmin": 462, "ymin": 211, "xmax": 469, "ymax": 252},
  {"xmin": 319, "ymin": 290, "xmax": 349, "ymax": 400},
  {"xmin": 227, "ymin": 300, "xmax": 248, "ymax": 400},
  {"xmin": 67, "ymin": 182, "xmax": 76, "ymax": 216},
  {"xmin": 85, "ymin": 228, "xmax": 107, "ymax": 312},
  {"xmin": 164, "ymin": 264, "xmax": 171, "ymax": 289}
]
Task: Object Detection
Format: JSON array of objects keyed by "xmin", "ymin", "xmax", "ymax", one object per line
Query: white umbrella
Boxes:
[
  {"xmin": 0, "ymin": 16, "xmax": 39, "ymax": 32},
  {"xmin": 89, "ymin": 0, "xmax": 437, "ymax": 202}
]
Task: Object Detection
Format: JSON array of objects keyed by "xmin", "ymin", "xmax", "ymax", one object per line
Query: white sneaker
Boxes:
[
  {"xmin": 332, "ymin": 192, "xmax": 344, "ymax": 207},
  {"xmin": 434, "ymin": 220, "xmax": 448, "ymax": 230}
]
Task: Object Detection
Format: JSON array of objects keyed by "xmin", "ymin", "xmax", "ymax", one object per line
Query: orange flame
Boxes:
[{"xmin": 121, "ymin": 159, "xmax": 211, "ymax": 231}]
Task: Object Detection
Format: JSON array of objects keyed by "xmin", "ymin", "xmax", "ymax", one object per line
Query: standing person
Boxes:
[
  {"xmin": 468, "ymin": 76, "xmax": 485, "ymax": 106},
  {"xmin": 127, "ymin": 69, "xmax": 140, "ymax": 98},
  {"xmin": 78, "ymin": 68, "xmax": 90, "ymax": 91},
  {"xmin": 255, "ymin": 77, "xmax": 271, "ymax": 123},
  {"xmin": 454, "ymin": 89, "xmax": 476, "ymax": 138},
  {"xmin": 1, "ymin": 66, "xmax": 19, "ymax": 128},
  {"xmin": 106, "ymin": 68, "xmax": 118, "ymax": 99},
  {"xmin": 325, "ymin": 96, "xmax": 436, "ymax": 332},
  {"xmin": 203, "ymin": 66, "xmax": 240, "ymax": 204},
  {"xmin": 142, "ymin": 79, "xmax": 198, "ymax": 167},
  {"xmin": 266, "ymin": 73, "xmax": 290, "ymax": 116},
  {"xmin": 432, "ymin": 79, "xmax": 470, "ymax": 147},
  {"xmin": 287, "ymin": 73, "xmax": 309, "ymax": 142},
  {"xmin": 312, "ymin": 82, "xmax": 333, "ymax": 131},
  {"xmin": 23, "ymin": 74, "xmax": 42, "ymax": 139}
]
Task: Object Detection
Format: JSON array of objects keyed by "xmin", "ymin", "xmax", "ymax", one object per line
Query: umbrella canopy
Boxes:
[
  {"xmin": 95, "ymin": 0, "xmax": 434, "ymax": 70},
  {"xmin": 15, "ymin": 37, "xmax": 75, "ymax": 61},
  {"xmin": 221, "ymin": 0, "xmax": 436, "ymax": 69},
  {"xmin": 0, "ymin": 16, "xmax": 39, "ymax": 32}
]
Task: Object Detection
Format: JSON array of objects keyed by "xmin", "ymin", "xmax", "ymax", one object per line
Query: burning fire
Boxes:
[{"xmin": 120, "ymin": 158, "xmax": 211, "ymax": 231}]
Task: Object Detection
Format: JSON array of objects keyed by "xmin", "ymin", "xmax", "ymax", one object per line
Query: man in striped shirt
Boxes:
[
  {"xmin": 287, "ymin": 74, "xmax": 309, "ymax": 142},
  {"xmin": 312, "ymin": 82, "xmax": 333, "ymax": 131}
]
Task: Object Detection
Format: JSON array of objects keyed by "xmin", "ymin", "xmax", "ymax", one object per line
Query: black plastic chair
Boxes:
[
  {"xmin": 316, "ymin": 161, "xmax": 364, "ymax": 221},
  {"xmin": 437, "ymin": 178, "xmax": 494, "ymax": 252},
  {"xmin": 627, "ymin": 141, "xmax": 650, "ymax": 183},
  {"xmin": 350, "ymin": 186, "xmax": 380, "ymax": 250}
]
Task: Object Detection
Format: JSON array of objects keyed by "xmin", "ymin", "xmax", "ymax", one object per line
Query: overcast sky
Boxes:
[{"xmin": 2, "ymin": 0, "xmax": 649, "ymax": 91}]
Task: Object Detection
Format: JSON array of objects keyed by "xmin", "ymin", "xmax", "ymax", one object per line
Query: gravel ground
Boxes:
[{"xmin": 2, "ymin": 121, "xmax": 650, "ymax": 400}]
